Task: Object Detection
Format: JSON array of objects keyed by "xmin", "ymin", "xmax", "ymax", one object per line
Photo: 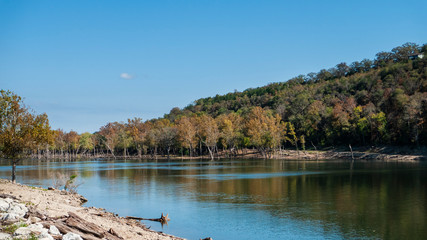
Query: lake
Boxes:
[{"xmin": 0, "ymin": 158, "xmax": 426, "ymax": 240}]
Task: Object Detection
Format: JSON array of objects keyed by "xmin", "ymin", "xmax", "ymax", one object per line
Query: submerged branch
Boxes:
[{"xmin": 126, "ymin": 213, "xmax": 170, "ymax": 224}]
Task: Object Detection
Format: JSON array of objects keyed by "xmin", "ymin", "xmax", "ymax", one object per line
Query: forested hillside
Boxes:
[
  {"xmin": 2, "ymin": 42, "xmax": 426, "ymax": 160},
  {"xmin": 167, "ymin": 42, "xmax": 427, "ymax": 147}
]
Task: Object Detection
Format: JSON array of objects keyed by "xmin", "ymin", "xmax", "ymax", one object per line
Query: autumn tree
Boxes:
[
  {"xmin": 64, "ymin": 131, "xmax": 80, "ymax": 157},
  {"xmin": 245, "ymin": 107, "xmax": 283, "ymax": 158},
  {"xmin": 196, "ymin": 115, "xmax": 220, "ymax": 160},
  {"xmin": 126, "ymin": 118, "xmax": 149, "ymax": 158},
  {"xmin": 158, "ymin": 125, "xmax": 178, "ymax": 159},
  {"xmin": 117, "ymin": 124, "xmax": 132, "ymax": 158},
  {"xmin": 91, "ymin": 132, "xmax": 104, "ymax": 156},
  {"xmin": 32, "ymin": 113, "xmax": 54, "ymax": 158},
  {"xmin": 99, "ymin": 122, "xmax": 121, "ymax": 158},
  {"xmin": 176, "ymin": 116, "xmax": 197, "ymax": 157},
  {"xmin": 145, "ymin": 121, "xmax": 159, "ymax": 158},
  {"xmin": 217, "ymin": 113, "xmax": 243, "ymax": 156},
  {"xmin": 0, "ymin": 90, "xmax": 52, "ymax": 182},
  {"xmin": 53, "ymin": 129, "xmax": 66, "ymax": 156}
]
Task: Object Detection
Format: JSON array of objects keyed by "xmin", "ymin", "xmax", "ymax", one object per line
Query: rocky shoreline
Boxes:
[{"xmin": 0, "ymin": 179, "xmax": 185, "ymax": 240}]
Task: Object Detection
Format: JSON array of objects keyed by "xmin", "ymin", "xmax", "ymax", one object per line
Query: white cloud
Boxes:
[{"xmin": 120, "ymin": 73, "xmax": 134, "ymax": 80}]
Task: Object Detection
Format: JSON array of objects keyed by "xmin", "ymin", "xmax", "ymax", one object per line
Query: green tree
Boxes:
[
  {"xmin": 79, "ymin": 132, "xmax": 94, "ymax": 156},
  {"xmin": 371, "ymin": 112, "xmax": 387, "ymax": 143},
  {"xmin": 284, "ymin": 122, "xmax": 298, "ymax": 151}
]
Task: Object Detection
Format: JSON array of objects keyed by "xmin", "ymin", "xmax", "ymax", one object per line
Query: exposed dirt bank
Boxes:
[
  {"xmin": 137, "ymin": 147, "xmax": 426, "ymax": 162},
  {"xmin": 26, "ymin": 146, "xmax": 426, "ymax": 162},
  {"xmin": 272, "ymin": 149, "xmax": 426, "ymax": 161}
]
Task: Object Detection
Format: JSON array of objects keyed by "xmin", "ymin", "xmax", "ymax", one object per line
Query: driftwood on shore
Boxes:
[
  {"xmin": 26, "ymin": 207, "xmax": 124, "ymax": 240},
  {"xmin": 126, "ymin": 213, "xmax": 170, "ymax": 224},
  {"xmin": 26, "ymin": 207, "xmax": 172, "ymax": 239}
]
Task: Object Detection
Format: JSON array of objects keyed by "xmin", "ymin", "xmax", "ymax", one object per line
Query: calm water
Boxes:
[{"xmin": 0, "ymin": 158, "xmax": 426, "ymax": 240}]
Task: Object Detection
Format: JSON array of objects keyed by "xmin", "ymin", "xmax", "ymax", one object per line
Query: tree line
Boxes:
[
  {"xmin": 41, "ymin": 108, "xmax": 301, "ymax": 160},
  {"xmin": 1, "ymin": 42, "xmax": 427, "ymax": 164}
]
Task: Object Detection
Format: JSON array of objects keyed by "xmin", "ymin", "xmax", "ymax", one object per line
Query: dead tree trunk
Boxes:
[
  {"xmin": 311, "ymin": 141, "xmax": 319, "ymax": 161},
  {"xmin": 11, "ymin": 159, "xmax": 19, "ymax": 183},
  {"xmin": 349, "ymin": 144, "xmax": 354, "ymax": 161}
]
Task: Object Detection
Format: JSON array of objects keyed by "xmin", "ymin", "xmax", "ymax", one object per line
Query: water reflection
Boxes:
[{"xmin": 0, "ymin": 159, "xmax": 426, "ymax": 240}]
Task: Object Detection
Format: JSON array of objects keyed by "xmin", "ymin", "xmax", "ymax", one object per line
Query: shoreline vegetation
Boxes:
[{"xmin": 0, "ymin": 179, "xmax": 186, "ymax": 240}]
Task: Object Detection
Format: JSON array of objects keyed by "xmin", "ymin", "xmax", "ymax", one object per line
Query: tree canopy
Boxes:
[{"xmin": 0, "ymin": 90, "xmax": 52, "ymax": 181}]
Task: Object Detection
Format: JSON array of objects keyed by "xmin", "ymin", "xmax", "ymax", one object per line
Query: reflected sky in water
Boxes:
[{"xmin": 0, "ymin": 158, "xmax": 426, "ymax": 240}]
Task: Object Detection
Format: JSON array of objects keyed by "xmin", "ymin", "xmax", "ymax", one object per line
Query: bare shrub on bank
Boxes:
[{"xmin": 51, "ymin": 172, "xmax": 83, "ymax": 194}]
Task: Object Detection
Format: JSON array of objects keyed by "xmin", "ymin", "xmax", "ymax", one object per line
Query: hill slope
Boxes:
[{"xmin": 165, "ymin": 42, "xmax": 427, "ymax": 147}]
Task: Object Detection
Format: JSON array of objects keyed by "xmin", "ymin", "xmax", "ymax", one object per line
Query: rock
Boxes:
[
  {"xmin": 49, "ymin": 225, "xmax": 61, "ymax": 235},
  {"xmin": 13, "ymin": 227, "xmax": 32, "ymax": 237},
  {"xmin": 3, "ymin": 198, "xmax": 14, "ymax": 204},
  {"xmin": 1, "ymin": 212, "xmax": 21, "ymax": 221},
  {"xmin": 39, "ymin": 231, "xmax": 55, "ymax": 240},
  {"xmin": 7, "ymin": 203, "xmax": 28, "ymax": 217},
  {"xmin": 28, "ymin": 223, "xmax": 45, "ymax": 233},
  {"xmin": 0, "ymin": 199, "xmax": 10, "ymax": 211},
  {"xmin": 14, "ymin": 224, "xmax": 54, "ymax": 240},
  {"xmin": 62, "ymin": 232, "xmax": 83, "ymax": 240},
  {"xmin": 0, "ymin": 232, "xmax": 12, "ymax": 240},
  {"xmin": 29, "ymin": 216, "xmax": 41, "ymax": 224}
]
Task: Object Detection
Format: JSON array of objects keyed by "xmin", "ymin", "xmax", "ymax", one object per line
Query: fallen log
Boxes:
[
  {"xmin": 44, "ymin": 220, "xmax": 117, "ymax": 240},
  {"xmin": 66, "ymin": 212, "xmax": 105, "ymax": 238},
  {"xmin": 41, "ymin": 212, "xmax": 123, "ymax": 240},
  {"xmin": 126, "ymin": 213, "xmax": 170, "ymax": 224},
  {"xmin": 43, "ymin": 221, "xmax": 97, "ymax": 240}
]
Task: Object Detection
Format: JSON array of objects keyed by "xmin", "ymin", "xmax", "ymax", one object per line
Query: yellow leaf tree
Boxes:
[
  {"xmin": 126, "ymin": 118, "xmax": 149, "ymax": 158},
  {"xmin": 245, "ymin": 107, "xmax": 283, "ymax": 158},
  {"xmin": 195, "ymin": 115, "xmax": 220, "ymax": 160},
  {"xmin": 176, "ymin": 115, "xmax": 197, "ymax": 158},
  {"xmin": 217, "ymin": 113, "xmax": 243, "ymax": 156}
]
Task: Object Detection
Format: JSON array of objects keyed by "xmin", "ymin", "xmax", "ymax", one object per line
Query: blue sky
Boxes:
[{"xmin": 1, "ymin": 0, "xmax": 426, "ymax": 133}]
